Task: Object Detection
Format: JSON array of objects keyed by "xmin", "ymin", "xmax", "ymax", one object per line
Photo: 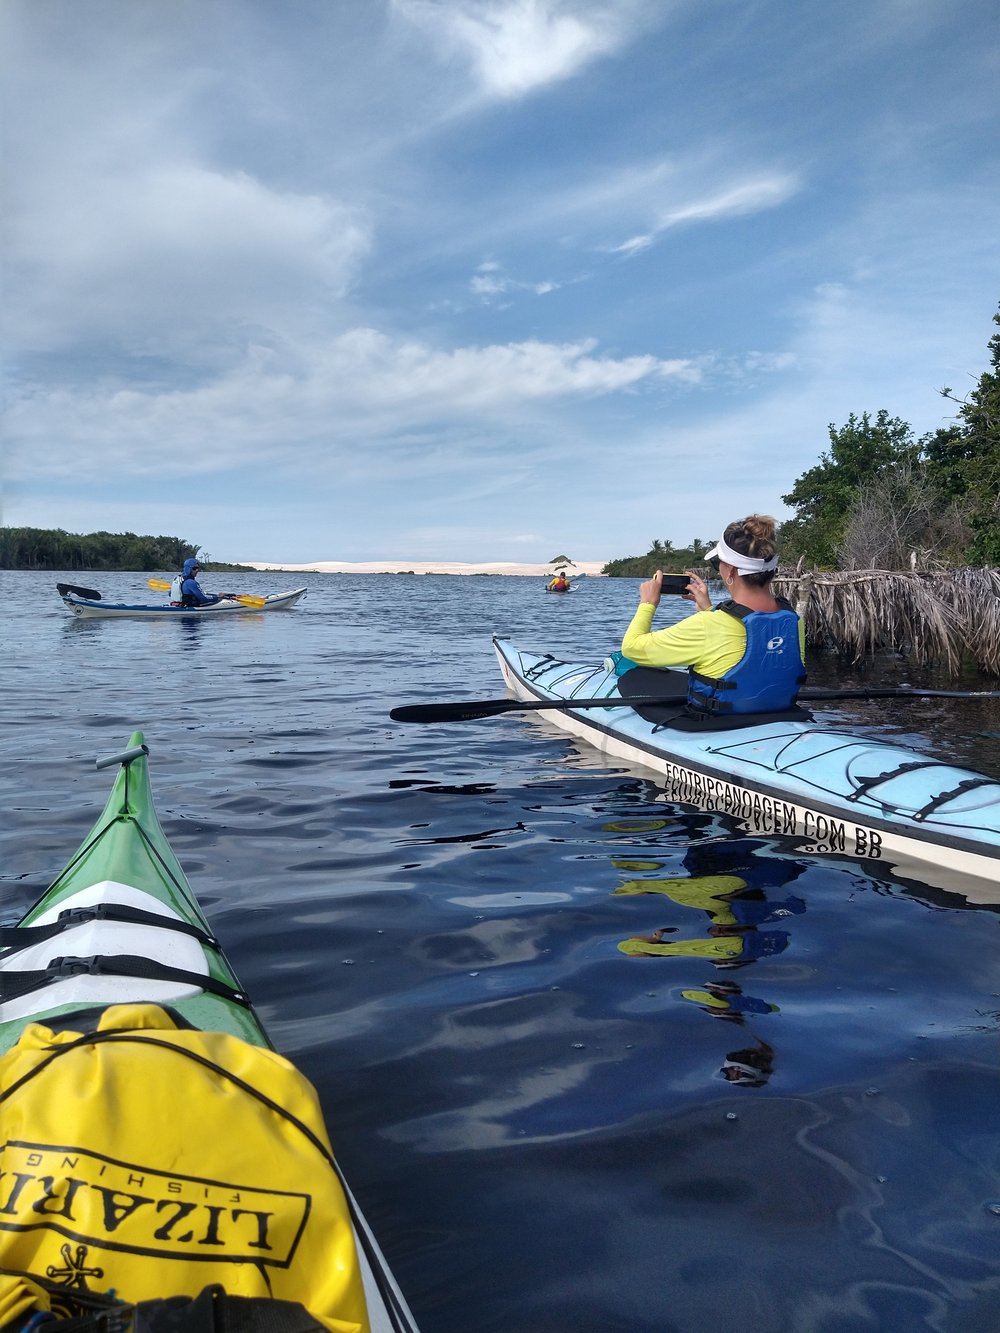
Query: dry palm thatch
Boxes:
[
  {"xmin": 772, "ymin": 569, "xmax": 980, "ymax": 672},
  {"xmin": 920, "ymin": 568, "xmax": 1000, "ymax": 675}
]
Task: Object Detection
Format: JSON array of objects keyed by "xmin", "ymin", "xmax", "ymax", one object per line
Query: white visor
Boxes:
[
  {"xmin": 706, "ymin": 535, "xmax": 778, "ymax": 574},
  {"xmin": 722, "ymin": 1060, "xmax": 766, "ymax": 1082}
]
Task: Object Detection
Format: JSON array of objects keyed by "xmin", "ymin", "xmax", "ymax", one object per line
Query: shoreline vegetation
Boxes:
[
  {"xmin": 0, "ymin": 528, "xmax": 252, "ymax": 574},
  {"xmin": 9, "ymin": 523, "xmax": 1000, "ymax": 675}
]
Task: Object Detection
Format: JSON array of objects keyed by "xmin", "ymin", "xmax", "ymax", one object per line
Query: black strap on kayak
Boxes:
[
  {"xmin": 911, "ymin": 776, "xmax": 999, "ymax": 822},
  {"xmin": 524, "ymin": 654, "xmax": 558, "ymax": 680},
  {"xmin": 846, "ymin": 759, "xmax": 944, "ymax": 802},
  {"xmin": 846, "ymin": 762, "xmax": 1000, "ymax": 819},
  {"xmin": 0, "ymin": 954, "xmax": 252, "ymax": 1007},
  {"xmin": 0, "ymin": 902, "xmax": 220, "ymax": 955}
]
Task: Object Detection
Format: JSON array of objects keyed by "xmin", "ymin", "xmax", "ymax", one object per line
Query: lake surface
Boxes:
[{"xmin": 3, "ymin": 570, "xmax": 1000, "ymax": 1331}]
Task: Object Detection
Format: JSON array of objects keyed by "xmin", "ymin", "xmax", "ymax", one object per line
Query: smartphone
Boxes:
[{"xmin": 657, "ymin": 574, "xmax": 692, "ymax": 595}]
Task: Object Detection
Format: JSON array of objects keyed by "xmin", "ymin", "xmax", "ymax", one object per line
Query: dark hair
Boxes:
[{"xmin": 723, "ymin": 514, "xmax": 778, "ymax": 587}]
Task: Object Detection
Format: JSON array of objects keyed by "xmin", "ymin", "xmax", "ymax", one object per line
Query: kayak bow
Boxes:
[{"xmin": 0, "ymin": 735, "xmax": 418, "ymax": 1332}]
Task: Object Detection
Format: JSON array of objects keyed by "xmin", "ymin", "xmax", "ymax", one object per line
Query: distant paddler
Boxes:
[{"xmin": 546, "ymin": 572, "xmax": 572, "ymax": 593}]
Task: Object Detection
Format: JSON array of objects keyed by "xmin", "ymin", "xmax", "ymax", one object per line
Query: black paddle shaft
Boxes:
[{"xmin": 390, "ymin": 686, "xmax": 1000, "ymax": 724}]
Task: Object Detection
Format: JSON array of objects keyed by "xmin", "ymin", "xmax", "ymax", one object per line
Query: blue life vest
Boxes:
[{"xmin": 686, "ymin": 599, "xmax": 806, "ymax": 716}]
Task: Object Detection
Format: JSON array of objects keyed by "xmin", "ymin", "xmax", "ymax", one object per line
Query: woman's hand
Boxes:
[
  {"xmin": 639, "ymin": 570, "xmax": 663, "ymax": 606},
  {"xmin": 684, "ymin": 569, "xmax": 712, "ymax": 611}
]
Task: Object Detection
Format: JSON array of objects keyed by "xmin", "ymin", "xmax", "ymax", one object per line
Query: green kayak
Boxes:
[{"xmin": 0, "ymin": 734, "xmax": 418, "ymax": 1332}]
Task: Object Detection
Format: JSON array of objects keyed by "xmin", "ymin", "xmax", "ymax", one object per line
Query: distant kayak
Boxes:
[{"xmin": 58, "ymin": 586, "xmax": 306, "ymax": 618}]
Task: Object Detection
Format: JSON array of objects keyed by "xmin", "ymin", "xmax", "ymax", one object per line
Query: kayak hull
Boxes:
[
  {"xmin": 0, "ymin": 733, "xmax": 418, "ymax": 1332},
  {"xmin": 60, "ymin": 588, "xmax": 307, "ymax": 618},
  {"xmin": 493, "ymin": 636, "xmax": 1000, "ymax": 901}
]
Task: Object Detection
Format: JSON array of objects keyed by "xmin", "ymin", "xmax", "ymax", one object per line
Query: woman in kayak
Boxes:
[{"xmin": 619, "ymin": 513, "xmax": 806, "ymax": 718}]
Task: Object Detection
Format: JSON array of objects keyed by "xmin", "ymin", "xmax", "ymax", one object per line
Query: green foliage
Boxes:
[
  {"xmin": 602, "ymin": 537, "xmax": 713, "ymax": 578},
  {"xmin": 931, "ymin": 306, "xmax": 1000, "ymax": 563},
  {"xmin": 780, "ymin": 411, "xmax": 919, "ymax": 567},
  {"xmin": 0, "ymin": 527, "xmax": 199, "ymax": 571}
]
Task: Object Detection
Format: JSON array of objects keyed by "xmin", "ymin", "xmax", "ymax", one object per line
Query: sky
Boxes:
[{"xmin": 3, "ymin": 0, "xmax": 998, "ymax": 565}]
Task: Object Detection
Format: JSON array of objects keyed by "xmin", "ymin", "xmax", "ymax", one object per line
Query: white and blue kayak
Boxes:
[
  {"xmin": 0, "ymin": 734, "xmax": 418, "ymax": 1332},
  {"xmin": 58, "ymin": 585, "xmax": 306, "ymax": 618},
  {"xmin": 493, "ymin": 637, "xmax": 1000, "ymax": 901}
]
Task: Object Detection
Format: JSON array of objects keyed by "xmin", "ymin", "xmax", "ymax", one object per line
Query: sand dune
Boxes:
[{"xmin": 245, "ymin": 559, "xmax": 608, "ymax": 577}]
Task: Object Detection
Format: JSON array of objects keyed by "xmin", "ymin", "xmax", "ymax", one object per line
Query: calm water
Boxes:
[{"xmin": 3, "ymin": 570, "xmax": 1000, "ymax": 1331}]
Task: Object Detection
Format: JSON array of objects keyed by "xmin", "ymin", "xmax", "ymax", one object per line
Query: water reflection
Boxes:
[
  {"xmin": 679, "ymin": 980, "xmax": 779, "ymax": 1021},
  {"xmin": 720, "ymin": 1038, "xmax": 776, "ymax": 1087},
  {"xmin": 610, "ymin": 848, "xmax": 806, "ymax": 970},
  {"xmin": 604, "ymin": 824, "xmax": 810, "ymax": 1089}
]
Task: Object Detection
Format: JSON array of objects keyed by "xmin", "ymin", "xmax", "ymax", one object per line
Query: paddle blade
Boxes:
[
  {"xmin": 233, "ymin": 594, "xmax": 266, "ymax": 608},
  {"xmin": 57, "ymin": 582, "xmax": 102, "ymax": 601},
  {"xmin": 148, "ymin": 579, "xmax": 171, "ymax": 591}
]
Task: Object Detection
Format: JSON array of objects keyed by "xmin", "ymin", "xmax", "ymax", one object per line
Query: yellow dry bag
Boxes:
[{"xmin": 0, "ymin": 1004, "xmax": 370, "ymax": 1331}]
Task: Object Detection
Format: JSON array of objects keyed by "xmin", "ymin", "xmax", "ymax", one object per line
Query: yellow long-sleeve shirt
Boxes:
[{"xmin": 621, "ymin": 602, "xmax": 806, "ymax": 679}]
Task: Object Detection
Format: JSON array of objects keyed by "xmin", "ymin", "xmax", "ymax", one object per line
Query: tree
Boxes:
[
  {"xmin": 837, "ymin": 461, "xmax": 972, "ymax": 570},
  {"xmin": 781, "ymin": 411, "xmax": 919, "ymax": 567},
  {"xmin": 930, "ymin": 304, "xmax": 1000, "ymax": 563},
  {"xmin": 0, "ymin": 528, "xmax": 213, "ymax": 571},
  {"xmin": 601, "ymin": 537, "xmax": 714, "ymax": 577}
]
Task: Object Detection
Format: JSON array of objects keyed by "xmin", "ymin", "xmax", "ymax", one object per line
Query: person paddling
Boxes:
[
  {"xmin": 619, "ymin": 514, "xmax": 806, "ymax": 717},
  {"xmin": 548, "ymin": 572, "xmax": 571, "ymax": 592},
  {"xmin": 177, "ymin": 558, "xmax": 233, "ymax": 608}
]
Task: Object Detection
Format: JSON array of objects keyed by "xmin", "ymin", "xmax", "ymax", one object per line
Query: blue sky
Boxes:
[{"xmin": 4, "ymin": 0, "xmax": 998, "ymax": 564}]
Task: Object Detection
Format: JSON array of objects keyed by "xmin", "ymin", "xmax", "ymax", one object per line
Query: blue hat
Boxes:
[{"xmin": 182, "ymin": 558, "xmax": 201, "ymax": 577}]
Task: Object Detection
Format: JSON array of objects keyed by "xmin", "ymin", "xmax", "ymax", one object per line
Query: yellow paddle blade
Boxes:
[{"xmin": 146, "ymin": 578, "xmax": 266, "ymax": 608}]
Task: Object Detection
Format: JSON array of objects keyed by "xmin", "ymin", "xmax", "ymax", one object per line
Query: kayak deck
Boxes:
[
  {"xmin": 0, "ymin": 735, "xmax": 262, "ymax": 1049},
  {"xmin": 493, "ymin": 636, "xmax": 1000, "ymax": 899}
]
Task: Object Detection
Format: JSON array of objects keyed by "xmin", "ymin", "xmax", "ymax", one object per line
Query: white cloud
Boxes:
[
  {"xmin": 393, "ymin": 0, "xmax": 647, "ymax": 98},
  {"xmin": 10, "ymin": 164, "xmax": 371, "ymax": 357},
  {"xmin": 609, "ymin": 173, "xmax": 801, "ymax": 254},
  {"xmin": 471, "ymin": 273, "xmax": 511, "ymax": 296},
  {"xmin": 470, "ymin": 263, "xmax": 562, "ymax": 301},
  {"xmin": 6, "ymin": 330, "xmax": 700, "ymax": 479}
]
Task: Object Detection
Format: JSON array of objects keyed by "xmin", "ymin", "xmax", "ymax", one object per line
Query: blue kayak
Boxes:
[{"xmin": 493, "ymin": 637, "xmax": 1000, "ymax": 901}]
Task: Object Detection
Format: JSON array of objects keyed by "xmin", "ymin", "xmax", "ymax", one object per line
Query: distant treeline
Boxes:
[
  {"xmin": 2, "ymin": 527, "xmax": 198, "ymax": 571},
  {"xmin": 601, "ymin": 538, "xmax": 713, "ymax": 578}
]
